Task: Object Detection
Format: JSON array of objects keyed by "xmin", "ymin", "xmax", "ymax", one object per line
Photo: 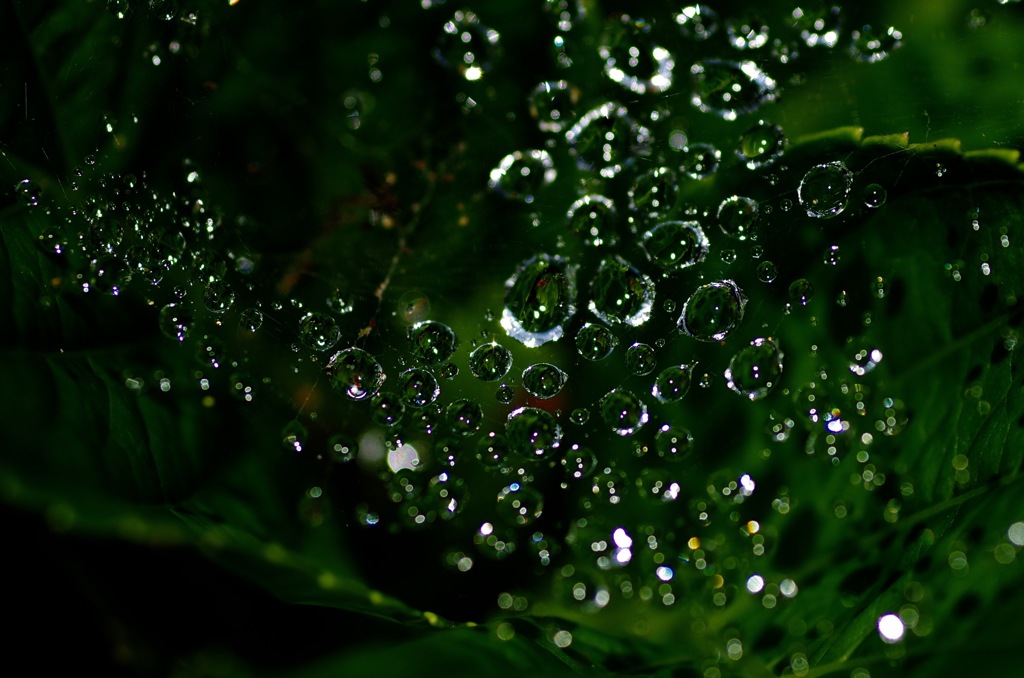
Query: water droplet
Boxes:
[
  {"xmin": 203, "ymin": 279, "xmax": 235, "ymax": 313},
  {"xmin": 726, "ymin": 13, "xmax": 770, "ymax": 50},
  {"xmin": 757, "ymin": 260, "xmax": 778, "ymax": 283},
  {"xmin": 529, "ymin": 80, "xmax": 579, "ymax": 133},
  {"xmin": 239, "ymin": 307, "xmax": 263, "ymax": 332},
  {"xmin": 447, "ymin": 398, "xmax": 484, "ymax": 436},
  {"xmin": 408, "ymin": 320, "xmax": 458, "ymax": 364},
  {"xmin": 496, "ymin": 383, "xmax": 515, "ymax": 404},
  {"xmin": 788, "ymin": 279, "xmax": 814, "ymax": 305},
  {"xmin": 488, "ymin": 150, "xmax": 556, "ymax": 203},
  {"xmin": 793, "ymin": 4, "xmax": 842, "ymax": 48},
  {"xmin": 641, "ymin": 220, "xmax": 708, "ymax": 275},
  {"xmin": 469, "ymin": 342, "xmax": 513, "ymax": 381},
  {"xmin": 798, "ymin": 161, "xmax": 853, "ymax": 218},
  {"xmin": 864, "ymin": 183, "xmax": 887, "ymax": 208},
  {"xmin": 680, "ymin": 280, "xmax": 747, "ymax": 341},
  {"xmin": 589, "ymin": 256, "xmax": 655, "ymax": 327},
  {"xmin": 158, "ymin": 303, "xmax": 192, "ymax": 342},
  {"xmin": 328, "ymin": 348, "xmax": 385, "ymax": 401},
  {"xmin": 737, "ymin": 121, "xmax": 786, "ymax": 169},
  {"xmin": 725, "ymin": 337, "xmax": 783, "ymax": 400},
  {"xmin": 717, "ymin": 195, "xmax": 759, "ymax": 240},
  {"xmin": 372, "ymin": 393, "xmax": 406, "ymax": 427},
  {"xmin": 576, "ymin": 322, "xmax": 617, "ymax": 360},
  {"xmin": 497, "ymin": 483, "xmax": 544, "ymax": 526},
  {"xmin": 655, "ymin": 423, "xmax": 694, "ymax": 461},
  {"xmin": 565, "ymin": 102, "xmax": 651, "ymax": 178},
  {"xmin": 506, "ymin": 407, "xmax": 563, "ymax": 458},
  {"xmin": 397, "ymin": 368, "xmax": 441, "ymax": 408},
  {"xmin": 850, "ymin": 26, "xmax": 902, "ymax": 62},
  {"xmin": 567, "ymin": 194, "xmax": 617, "ymax": 248},
  {"xmin": 522, "ymin": 363, "xmax": 568, "ymax": 399},
  {"xmin": 653, "ymin": 364, "xmax": 694, "ymax": 402},
  {"xmin": 598, "ymin": 15, "xmax": 674, "ymax": 94},
  {"xmin": 674, "ymin": 5, "xmax": 719, "ymax": 40},
  {"xmin": 599, "ymin": 389, "xmax": 649, "ymax": 436},
  {"xmin": 281, "ymin": 419, "xmax": 307, "ymax": 453},
  {"xmin": 477, "ymin": 434, "xmax": 512, "ymax": 468},
  {"xmin": 628, "ymin": 166, "xmax": 678, "ymax": 220},
  {"xmin": 625, "ymin": 343, "xmax": 657, "ymax": 376},
  {"xmin": 299, "ymin": 312, "xmax": 341, "ymax": 352},
  {"xmin": 433, "ymin": 9, "xmax": 500, "ymax": 81},
  {"xmin": 721, "ymin": 249, "xmax": 738, "ymax": 264},
  {"xmin": 824, "ymin": 244, "xmax": 841, "ymax": 266},
  {"xmin": 14, "ymin": 179, "xmax": 41, "ymax": 207},
  {"xmin": 327, "ymin": 289, "xmax": 355, "ymax": 315},
  {"xmin": 679, "ymin": 142, "xmax": 720, "ymax": 179},
  {"xmin": 502, "ymin": 254, "xmax": 576, "ymax": 347},
  {"xmin": 691, "ymin": 60, "xmax": 777, "ymax": 121}
]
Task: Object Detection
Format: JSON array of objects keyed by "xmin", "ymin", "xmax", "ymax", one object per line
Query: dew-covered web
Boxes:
[{"xmin": 8, "ymin": 0, "xmax": 1024, "ymax": 672}]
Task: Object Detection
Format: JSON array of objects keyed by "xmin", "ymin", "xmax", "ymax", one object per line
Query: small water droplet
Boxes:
[
  {"xmin": 372, "ymin": 393, "xmax": 406, "ymax": 427},
  {"xmin": 675, "ymin": 5, "xmax": 719, "ymax": 40},
  {"xmin": 625, "ymin": 343, "xmax": 657, "ymax": 376},
  {"xmin": 565, "ymin": 102, "xmax": 651, "ymax": 178},
  {"xmin": 397, "ymin": 368, "xmax": 440, "ymax": 408},
  {"xmin": 576, "ymin": 322, "xmax": 618, "ymax": 360},
  {"xmin": 849, "ymin": 25, "xmax": 902, "ymax": 62},
  {"xmin": 798, "ymin": 161, "xmax": 853, "ymax": 218},
  {"xmin": 642, "ymin": 221, "xmax": 709, "ymax": 271},
  {"xmin": 599, "ymin": 389, "xmax": 649, "ymax": 436},
  {"xmin": 408, "ymin": 320, "xmax": 459, "ymax": 364},
  {"xmin": 588, "ymin": 256, "xmax": 655, "ymax": 326},
  {"xmin": 567, "ymin": 194, "xmax": 617, "ymax": 248},
  {"xmin": 522, "ymin": 363, "xmax": 568, "ymax": 399},
  {"xmin": 717, "ymin": 195, "xmax": 759, "ymax": 240},
  {"xmin": 506, "ymin": 406, "xmax": 563, "ymax": 458},
  {"xmin": 502, "ymin": 254, "xmax": 576, "ymax": 347},
  {"xmin": 496, "ymin": 483, "xmax": 544, "ymax": 526},
  {"xmin": 599, "ymin": 15, "xmax": 675, "ymax": 94},
  {"xmin": 158, "ymin": 303, "xmax": 192, "ymax": 342},
  {"xmin": 737, "ymin": 120, "xmax": 786, "ymax": 169},
  {"xmin": 678, "ymin": 142, "xmax": 721, "ymax": 179},
  {"xmin": 569, "ymin": 408, "xmax": 591, "ymax": 425},
  {"xmin": 757, "ymin": 260, "xmax": 778, "ymax": 283},
  {"xmin": 433, "ymin": 9, "xmax": 500, "ymax": 81},
  {"xmin": 628, "ymin": 166, "xmax": 678, "ymax": 220},
  {"xmin": 528, "ymin": 80, "xmax": 579, "ymax": 133},
  {"xmin": 691, "ymin": 60, "xmax": 777, "ymax": 121},
  {"xmin": 489, "ymin": 149, "xmax": 556, "ymax": 203},
  {"xmin": 863, "ymin": 183, "xmax": 887, "ymax": 208},
  {"xmin": 328, "ymin": 348, "xmax": 385, "ymax": 401},
  {"xmin": 239, "ymin": 307, "xmax": 263, "ymax": 332},
  {"xmin": 725, "ymin": 337, "xmax": 784, "ymax": 400},
  {"xmin": 655, "ymin": 423, "xmax": 694, "ymax": 461},
  {"xmin": 652, "ymin": 364, "xmax": 694, "ymax": 402},
  {"xmin": 299, "ymin": 312, "xmax": 341, "ymax": 352},
  {"xmin": 470, "ymin": 342, "xmax": 513, "ymax": 381},
  {"xmin": 788, "ymin": 279, "xmax": 814, "ymax": 305},
  {"xmin": 679, "ymin": 280, "xmax": 747, "ymax": 341},
  {"xmin": 726, "ymin": 13, "xmax": 770, "ymax": 50},
  {"xmin": 447, "ymin": 398, "xmax": 484, "ymax": 436}
]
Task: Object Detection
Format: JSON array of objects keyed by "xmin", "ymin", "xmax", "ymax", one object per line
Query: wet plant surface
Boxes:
[{"xmin": 3, "ymin": 1, "xmax": 1024, "ymax": 675}]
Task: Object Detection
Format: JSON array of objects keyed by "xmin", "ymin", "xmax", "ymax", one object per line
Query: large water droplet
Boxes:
[
  {"xmin": 469, "ymin": 342, "xmax": 513, "ymax": 381},
  {"xmin": 502, "ymin": 254, "xmax": 576, "ymax": 347},
  {"xmin": 679, "ymin": 142, "xmax": 721, "ymax": 179},
  {"xmin": 328, "ymin": 347, "xmax": 385, "ymax": 400},
  {"xmin": 674, "ymin": 5, "xmax": 719, "ymax": 40},
  {"xmin": 522, "ymin": 363, "xmax": 568, "ymax": 399},
  {"xmin": 642, "ymin": 221, "xmax": 709, "ymax": 272},
  {"xmin": 447, "ymin": 398, "xmax": 484, "ymax": 436},
  {"xmin": 565, "ymin": 102, "xmax": 651, "ymax": 178},
  {"xmin": 691, "ymin": 60, "xmax": 777, "ymax": 121},
  {"xmin": 397, "ymin": 368, "xmax": 441, "ymax": 408},
  {"xmin": 496, "ymin": 483, "xmax": 544, "ymax": 526},
  {"xmin": 529, "ymin": 80, "xmax": 579, "ymax": 133},
  {"xmin": 299, "ymin": 312, "xmax": 341, "ymax": 352},
  {"xmin": 625, "ymin": 343, "xmax": 657, "ymax": 375},
  {"xmin": 433, "ymin": 9, "xmax": 500, "ymax": 81},
  {"xmin": 589, "ymin": 256, "xmax": 655, "ymax": 327},
  {"xmin": 488, "ymin": 150, "xmax": 556, "ymax": 203},
  {"xmin": 652, "ymin": 364, "xmax": 694, "ymax": 402},
  {"xmin": 737, "ymin": 120, "xmax": 786, "ymax": 169},
  {"xmin": 725, "ymin": 337, "xmax": 783, "ymax": 400},
  {"xmin": 408, "ymin": 320, "xmax": 458, "ymax": 364},
  {"xmin": 506, "ymin": 407, "xmax": 562, "ymax": 458},
  {"xmin": 598, "ymin": 15, "xmax": 674, "ymax": 94},
  {"xmin": 717, "ymin": 195, "xmax": 759, "ymax": 240},
  {"xmin": 576, "ymin": 322, "xmax": 618, "ymax": 360},
  {"xmin": 567, "ymin": 194, "xmax": 618, "ymax": 248},
  {"xmin": 798, "ymin": 161, "xmax": 853, "ymax": 218},
  {"xmin": 680, "ymin": 280, "xmax": 747, "ymax": 341},
  {"xmin": 599, "ymin": 389, "xmax": 649, "ymax": 436}
]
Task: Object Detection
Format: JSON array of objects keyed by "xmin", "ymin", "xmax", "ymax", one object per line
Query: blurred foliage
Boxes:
[{"xmin": 2, "ymin": 0, "xmax": 1024, "ymax": 675}]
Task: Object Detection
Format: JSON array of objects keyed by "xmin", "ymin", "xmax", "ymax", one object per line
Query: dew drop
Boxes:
[
  {"xmin": 725, "ymin": 337, "xmax": 784, "ymax": 401},
  {"xmin": 691, "ymin": 60, "xmax": 777, "ymax": 121},
  {"xmin": 372, "ymin": 393, "xmax": 405, "ymax": 427},
  {"xmin": 408, "ymin": 320, "xmax": 458, "ymax": 364},
  {"xmin": 642, "ymin": 221, "xmax": 709, "ymax": 272},
  {"xmin": 850, "ymin": 26, "xmax": 903, "ymax": 62},
  {"xmin": 328, "ymin": 433, "xmax": 357, "ymax": 463},
  {"xmin": 158, "ymin": 303, "xmax": 192, "ymax": 342},
  {"xmin": 567, "ymin": 195, "xmax": 617, "ymax": 248},
  {"xmin": 628, "ymin": 166, "xmax": 678, "ymax": 220},
  {"xmin": 675, "ymin": 5, "xmax": 719, "ymax": 40},
  {"xmin": 529, "ymin": 80, "xmax": 579, "ymax": 133},
  {"xmin": 502, "ymin": 254, "xmax": 576, "ymax": 347},
  {"xmin": 506, "ymin": 407, "xmax": 563, "ymax": 458},
  {"xmin": 328, "ymin": 348, "xmax": 385, "ymax": 401},
  {"xmin": 625, "ymin": 343, "xmax": 657, "ymax": 376},
  {"xmin": 203, "ymin": 279, "xmax": 235, "ymax": 314},
  {"xmin": 495, "ymin": 383, "xmax": 515, "ymax": 404},
  {"xmin": 798, "ymin": 161, "xmax": 853, "ymax": 218},
  {"xmin": 599, "ymin": 389, "xmax": 649, "ymax": 436},
  {"xmin": 239, "ymin": 307, "xmax": 263, "ymax": 332},
  {"xmin": 788, "ymin": 279, "xmax": 814, "ymax": 305},
  {"xmin": 447, "ymin": 398, "xmax": 484, "ymax": 436},
  {"xmin": 717, "ymin": 196, "xmax": 759, "ymax": 240},
  {"xmin": 563, "ymin": 444, "xmax": 597, "ymax": 479},
  {"xmin": 469, "ymin": 342, "xmax": 513, "ymax": 381},
  {"xmin": 522, "ymin": 363, "xmax": 568, "ymax": 399},
  {"xmin": 793, "ymin": 4, "xmax": 842, "ymax": 48},
  {"xmin": 864, "ymin": 183, "xmax": 887, "ymax": 208},
  {"xmin": 496, "ymin": 483, "xmax": 544, "ymax": 526},
  {"xmin": 737, "ymin": 121, "xmax": 786, "ymax": 169},
  {"xmin": 757, "ymin": 260, "xmax": 778, "ymax": 283},
  {"xmin": 488, "ymin": 150, "xmax": 556, "ymax": 204},
  {"xmin": 397, "ymin": 368, "xmax": 440, "ymax": 408},
  {"xmin": 588, "ymin": 256, "xmax": 655, "ymax": 327},
  {"xmin": 576, "ymin": 322, "xmax": 617, "ymax": 360},
  {"xmin": 569, "ymin": 408, "xmax": 590, "ymax": 425},
  {"xmin": 679, "ymin": 142, "xmax": 720, "ymax": 179},
  {"xmin": 433, "ymin": 9, "xmax": 499, "ymax": 81},
  {"xmin": 652, "ymin": 364, "xmax": 694, "ymax": 402},
  {"xmin": 726, "ymin": 13, "xmax": 770, "ymax": 50},
  {"xmin": 299, "ymin": 312, "xmax": 341, "ymax": 352},
  {"xmin": 565, "ymin": 102, "xmax": 651, "ymax": 178},
  {"xmin": 598, "ymin": 15, "xmax": 675, "ymax": 94},
  {"xmin": 679, "ymin": 280, "xmax": 747, "ymax": 341}
]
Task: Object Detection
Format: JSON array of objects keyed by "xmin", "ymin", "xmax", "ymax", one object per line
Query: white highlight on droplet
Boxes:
[{"xmin": 877, "ymin": 613, "xmax": 905, "ymax": 643}]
